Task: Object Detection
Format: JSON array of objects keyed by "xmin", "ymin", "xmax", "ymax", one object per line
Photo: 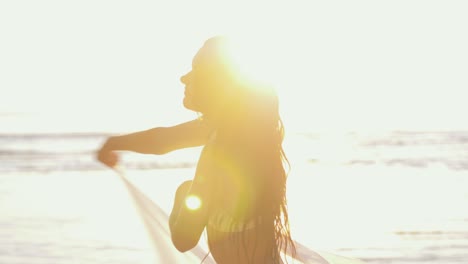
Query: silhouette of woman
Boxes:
[{"xmin": 97, "ymin": 36, "xmax": 295, "ymax": 263}]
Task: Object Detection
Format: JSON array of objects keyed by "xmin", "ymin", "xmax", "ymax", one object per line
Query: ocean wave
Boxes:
[
  {"xmin": 0, "ymin": 150, "xmax": 93, "ymax": 157},
  {"xmin": 0, "ymin": 157, "xmax": 197, "ymax": 173},
  {"xmin": 0, "ymin": 132, "xmax": 113, "ymax": 139},
  {"xmin": 346, "ymin": 158, "xmax": 468, "ymax": 171},
  {"xmin": 3, "ymin": 131, "xmax": 468, "ymax": 173},
  {"xmin": 360, "ymin": 131, "xmax": 468, "ymax": 147}
]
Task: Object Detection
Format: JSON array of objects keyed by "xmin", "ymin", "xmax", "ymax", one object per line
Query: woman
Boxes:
[{"xmin": 97, "ymin": 36, "xmax": 295, "ymax": 263}]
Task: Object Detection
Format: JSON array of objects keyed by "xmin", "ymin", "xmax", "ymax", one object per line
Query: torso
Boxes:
[{"xmin": 196, "ymin": 132, "xmax": 280, "ymax": 263}]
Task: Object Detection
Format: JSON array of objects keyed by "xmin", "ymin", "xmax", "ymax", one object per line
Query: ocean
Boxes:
[{"xmin": 1, "ymin": 129, "xmax": 468, "ymax": 263}]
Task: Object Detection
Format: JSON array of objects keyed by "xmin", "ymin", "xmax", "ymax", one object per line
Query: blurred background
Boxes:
[{"xmin": 1, "ymin": 1, "xmax": 467, "ymax": 263}]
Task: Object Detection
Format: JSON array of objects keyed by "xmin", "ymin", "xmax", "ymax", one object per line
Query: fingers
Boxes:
[
  {"xmin": 97, "ymin": 149, "xmax": 119, "ymax": 168},
  {"xmin": 96, "ymin": 137, "xmax": 120, "ymax": 168}
]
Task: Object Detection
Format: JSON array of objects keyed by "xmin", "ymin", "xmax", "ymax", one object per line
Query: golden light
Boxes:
[
  {"xmin": 220, "ymin": 36, "xmax": 279, "ymax": 93},
  {"xmin": 185, "ymin": 195, "xmax": 202, "ymax": 211}
]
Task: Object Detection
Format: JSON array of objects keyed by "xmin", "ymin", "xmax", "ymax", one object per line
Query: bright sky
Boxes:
[{"xmin": 1, "ymin": 1, "xmax": 467, "ymax": 133}]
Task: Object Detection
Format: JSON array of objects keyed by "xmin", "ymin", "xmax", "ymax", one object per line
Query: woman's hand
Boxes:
[{"xmin": 96, "ymin": 138, "xmax": 120, "ymax": 168}]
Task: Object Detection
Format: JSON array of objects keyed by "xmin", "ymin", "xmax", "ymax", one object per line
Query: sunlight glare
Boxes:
[
  {"xmin": 223, "ymin": 36, "xmax": 279, "ymax": 93},
  {"xmin": 185, "ymin": 195, "xmax": 202, "ymax": 211}
]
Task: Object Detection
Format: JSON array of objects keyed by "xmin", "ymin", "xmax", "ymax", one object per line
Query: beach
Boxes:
[
  {"xmin": 2, "ymin": 1, "xmax": 467, "ymax": 262},
  {"xmin": 1, "ymin": 130, "xmax": 468, "ymax": 263}
]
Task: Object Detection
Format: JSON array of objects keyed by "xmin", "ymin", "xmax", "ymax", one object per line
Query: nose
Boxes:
[{"xmin": 180, "ymin": 72, "xmax": 190, "ymax": 85}]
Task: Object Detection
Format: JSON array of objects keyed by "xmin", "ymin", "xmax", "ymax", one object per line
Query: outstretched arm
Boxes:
[{"xmin": 97, "ymin": 118, "xmax": 212, "ymax": 167}]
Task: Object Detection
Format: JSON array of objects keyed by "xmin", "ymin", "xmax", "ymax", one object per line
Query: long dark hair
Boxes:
[{"xmin": 201, "ymin": 36, "xmax": 296, "ymax": 263}]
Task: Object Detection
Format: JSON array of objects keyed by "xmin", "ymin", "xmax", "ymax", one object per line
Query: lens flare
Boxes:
[{"xmin": 185, "ymin": 195, "xmax": 202, "ymax": 211}]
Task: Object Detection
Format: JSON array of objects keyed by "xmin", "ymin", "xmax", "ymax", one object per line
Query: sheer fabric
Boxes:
[{"xmin": 115, "ymin": 167, "xmax": 364, "ymax": 264}]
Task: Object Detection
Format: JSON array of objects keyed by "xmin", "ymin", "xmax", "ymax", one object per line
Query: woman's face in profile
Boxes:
[{"xmin": 180, "ymin": 44, "xmax": 227, "ymax": 114}]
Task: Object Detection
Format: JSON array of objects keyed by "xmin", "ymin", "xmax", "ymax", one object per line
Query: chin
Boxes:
[{"xmin": 183, "ymin": 97, "xmax": 197, "ymax": 111}]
